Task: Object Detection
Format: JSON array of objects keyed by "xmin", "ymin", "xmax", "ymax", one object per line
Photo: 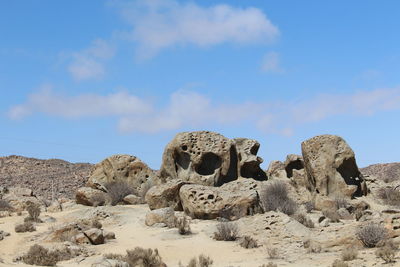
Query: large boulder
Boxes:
[
  {"xmin": 87, "ymin": 154, "xmax": 156, "ymax": 193},
  {"xmin": 145, "ymin": 180, "xmax": 186, "ymax": 211},
  {"xmin": 145, "ymin": 207, "xmax": 175, "ymax": 227},
  {"xmin": 179, "ymin": 179, "xmax": 263, "ymax": 220},
  {"xmin": 301, "ymin": 135, "xmax": 367, "ymax": 198},
  {"xmin": 75, "ymin": 187, "xmax": 108, "ymax": 206},
  {"xmin": 266, "ymin": 160, "xmax": 286, "ymax": 179},
  {"xmin": 284, "ymin": 154, "xmax": 304, "ymax": 178},
  {"xmin": 233, "ymin": 138, "xmax": 267, "ymax": 180}
]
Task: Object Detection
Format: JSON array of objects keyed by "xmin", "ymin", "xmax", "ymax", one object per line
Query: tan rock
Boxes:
[
  {"xmin": 84, "ymin": 228, "xmax": 104, "ymax": 245},
  {"xmin": 103, "ymin": 230, "xmax": 116, "ymax": 240},
  {"xmin": 284, "ymin": 154, "xmax": 304, "ymax": 178},
  {"xmin": 179, "ymin": 179, "xmax": 262, "ymax": 220},
  {"xmin": 233, "ymin": 138, "xmax": 266, "ymax": 180},
  {"xmin": 75, "ymin": 187, "xmax": 107, "ymax": 206},
  {"xmin": 122, "ymin": 194, "xmax": 142, "ymax": 205},
  {"xmin": 266, "ymin": 160, "xmax": 286, "ymax": 178},
  {"xmin": 145, "ymin": 207, "xmax": 175, "ymax": 227},
  {"xmin": 301, "ymin": 135, "xmax": 367, "ymax": 198},
  {"xmin": 74, "ymin": 233, "xmax": 91, "ymax": 244},
  {"xmin": 145, "ymin": 180, "xmax": 186, "ymax": 211},
  {"xmin": 47, "ymin": 200, "xmax": 62, "ymax": 213}
]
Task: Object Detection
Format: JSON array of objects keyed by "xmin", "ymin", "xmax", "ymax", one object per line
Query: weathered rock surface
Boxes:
[
  {"xmin": 145, "ymin": 207, "xmax": 175, "ymax": 227},
  {"xmin": 76, "ymin": 187, "xmax": 108, "ymax": 206},
  {"xmin": 301, "ymin": 135, "xmax": 367, "ymax": 198},
  {"xmin": 266, "ymin": 160, "xmax": 286, "ymax": 179},
  {"xmin": 84, "ymin": 228, "xmax": 105, "ymax": 245},
  {"xmin": 145, "ymin": 180, "xmax": 186, "ymax": 211},
  {"xmin": 179, "ymin": 179, "xmax": 263, "ymax": 220},
  {"xmin": 284, "ymin": 154, "xmax": 304, "ymax": 178},
  {"xmin": 87, "ymin": 154, "xmax": 156, "ymax": 193},
  {"xmin": 233, "ymin": 138, "xmax": 267, "ymax": 180},
  {"xmin": 91, "ymin": 259, "xmax": 129, "ymax": 267},
  {"xmin": 122, "ymin": 194, "xmax": 141, "ymax": 205},
  {"xmin": 0, "ymin": 230, "xmax": 10, "ymax": 241},
  {"xmin": 2, "ymin": 187, "xmax": 42, "ymax": 212}
]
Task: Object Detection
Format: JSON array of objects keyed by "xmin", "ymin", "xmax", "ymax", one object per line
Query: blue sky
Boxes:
[{"xmin": 1, "ymin": 0, "xmax": 400, "ymax": 169}]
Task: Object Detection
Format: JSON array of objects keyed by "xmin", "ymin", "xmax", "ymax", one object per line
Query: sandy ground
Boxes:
[{"xmin": 0, "ymin": 202, "xmax": 398, "ymax": 267}]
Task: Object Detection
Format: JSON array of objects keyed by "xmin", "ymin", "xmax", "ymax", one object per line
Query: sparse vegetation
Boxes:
[
  {"xmin": 303, "ymin": 239, "xmax": 322, "ymax": 253},
  {"xmin": 331, "ymin": 259, "xmax": 349, "ymax": 267},
  {"xmin": 377, "ymin": 187, "xmax": 400, "ymax": 206},
  {"xmin": 267, "ymin": 246, "xmax": 279, "ymax": 259},
  {"xmin": 259, "ymin": 263, "xmax": 277, "ymax": 267},
  {"xmin": 294, "ymin": 213, "xmax": 314, "ymax": 228},
  {"xmin": 91, "ymin": 193, "xmax": 106, "ymax": 207},
  {"xmin": 322, "ymin": 208, "xmax": 340, "ymax": 223},
  {"xmin": 356, "ymin": 223, "xmax": 388, "ymax": 248},
  {"xmin": 240, "ymin": 235, "xmax": 259, "ymax": 249},
  {"xmin": 376, "ymin": 245, "xmax": 396, "ymax": 263},
  {"xmin": 105, "ymin": 247, "xmax": 166, "ymax": 267},
  {"xmin": 213, "ymin": 222, "xmax": 238, "ymax": 241},
  {"xmin": 175, "ymin": 216, "xmax": 191, "ymax": 235},
  {"xmin": 105, "ymin": 181, "xmax": 135, "ymax": 206},
  {"xmin": 26, "ymin": 202, "xmax": 41, "ymax": 222},
  {"xmin": 0, "ymin": 199, "xmax": 12, "ymax": 211},
  {"xmin": 260, "ymin": 181, "xmax": 298, "ymax": 215},
  {"xmin": 341, "ymin": 247, "xmax": 358, "ymax": 261},
  {"xmin": 186, "ymin": 254, "xmax": 213, "ymax": 267},
  {"xmin": 334, "ymin": 197, "xmax": 349, "ymax": 210},
  {"xmin": 15, "ymin": 222, "xmax": 36, "ymax": 233},
  {"xmin": 91, "ymin": 219, "xmax": 102, "ymax": 229},
  {"xmin": 303, "ymin": 201, "xmax": 314, "ymax": 213},
  {"xmin": 21, "ymin": 244, "xmax": 73, "ymax": 266}
]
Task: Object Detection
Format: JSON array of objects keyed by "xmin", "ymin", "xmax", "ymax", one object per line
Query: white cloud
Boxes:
[
  {"xmin": 68, "ymin": 39, "xmax": 115, "ymax": 81},
  {"xmin": 114, "ymin": 0, "xmax": 279, "ymax": 58},
  {"xmin": 261, "ymin": 51, "xmax": 283, "ymax": 73},
  {"xmin": 8, "ymin": 86, "xmax": 400, "ymax": 135}
]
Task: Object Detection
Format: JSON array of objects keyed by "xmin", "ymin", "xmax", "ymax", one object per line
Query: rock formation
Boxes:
[
  {"xmin": 301, "ymin": 135, "xmax": 367, "ymax": 198},
  {"xmin": 233, "ymin": 138, "xmax": 267, "ymax": 180}
]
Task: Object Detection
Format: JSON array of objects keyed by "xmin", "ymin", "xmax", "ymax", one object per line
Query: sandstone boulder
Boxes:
[
  {"xmin": 122, "ymin": 194, "xmax": 142, "ymax": 205},
  {"xmin": 84, "ymin": 228, "xmax": 104, "ymax": 245},
  {"xmin": 145, "ymin": 207, "xmax": 175, "ymax": 227},
  {"xmin": 87, "ymin": 154, "xmax": 156, "ymax": 193},
  {"xmin": 284, "ymin": 154, "xmax": 304, "ymax": 178},
  {"xmin": 266, "ymin": 160, "xmax": 286, "ymax": 179},
  {"xmin": 233, "ymin": 138, "xmax": 267, "ymax": 180},
  {"xmin": 75, "ymin": 187, "xmax": 108, "ymax": 206},
  {"xmin": 301, "ymin": 135, "xmax": 367, "ymax": 198},
  {"xmin": 179, "ymin": 179, "xmax": 263, "ymax": 220},
  {"xmin": 145, "ymin": 180, "xmax": 186, "ymax": 211}
]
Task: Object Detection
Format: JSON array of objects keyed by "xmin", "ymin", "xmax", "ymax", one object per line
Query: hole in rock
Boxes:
[
  {"xmin": 336, "ymin": 157, "xmax": 363, "ymax": 197},
  {"xmin": 174, "ymin": 150, "xmax": 190, "ymax": 171},
  {"xmin": 285, "ymin": 160, "xmax": 304, "ymax": 178},
  {"xmin": 240, "ymin": 162, "xmax": 267, "ymax": 181},
  {"xmin": 195, "ymin": 152, "xmax": 222, "ymax": 175},
  {"xmin": 181, "ymin": 145, "xmax": 188, "ymax": 151}
]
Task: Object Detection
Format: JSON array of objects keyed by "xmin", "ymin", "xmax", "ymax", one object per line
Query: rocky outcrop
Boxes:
[
  {"xmin": 145, "ymin": 180, "xmax": 186, "ymax": 211},
  {"xmin": 145, "ymin": 207, "xmax": 175, "ymax": 227},
  {"xmin": 160, "ymin": 131, "xmax": 266, "ymax": 186},
  {"xmin": 87, "ymin": 154, "xmax": 156, "ymax": 194},
  {"xmin": 301, "ymin": 135, "xmax": 367, "ymax": 198},
  {"xmin": 179, "ymin": 179, "xmax": 263, "ymax": 220},
  {"xmin": 2, "ymin": 187, "xmax": 42, "ymax": 212},
  {"xmin": 75, "ymin": 187, "xmax": 108, "ymax": 206},
  {"xmin": 266, "ymin": 160, "xmax": 286, "ymax": 178},
  {"xmin": 233, "ymin": 138, "xmax": 267, "ymax": 180},
  {"xmin": 284, "ymin": 154, "xmax": 304, "ymax": 178}
]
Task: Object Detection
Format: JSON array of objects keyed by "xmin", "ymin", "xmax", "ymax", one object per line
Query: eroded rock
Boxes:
[
  {"xmin": 145, "ymin": 180, "xmax": 186, "ymax": 211},
  {"xmin": 145, "ymin": 207, "xmax": 175, "ymax": 227},
  {"xmin": 75, "ymin": 187, "xmax": 108, "ymax": 206},
  {"xmin": 233, "ymin": 138, "xmax": 266, "ymax": 180},
  {"xmin": 301, "ymin": 135, "xmax": 367, "ymax": 198}
]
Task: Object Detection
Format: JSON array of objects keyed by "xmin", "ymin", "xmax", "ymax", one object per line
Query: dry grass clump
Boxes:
[
  {"xmin": 341, "ymin": 247, "xmax": 358, "ymax": 261},
  {"xmin": 91, "ymin": 193, "xmax": 106, "ymax": 207},
  {"xmin": 213, "ymin": 222, "xmax": 238, "ymax": 241},
  {"xmin": 185, "ymin": 254, "xmax": 213, "ymax": 267},
  {"xmin": 377, "ymin": 187, "xmax": 400, "ymax": 206},
  {"xmin": 240, "ymin": 236, "xmax": 259, "ymax": 249},
  {"xmin": 104, "ymin": 247, "xmax": 166, "ymax": 267},
  {"xmin": 303, "ymin": 201, "xmax": 314, "ymax": 213},
  {"xmin": 303, "ymin": 239, "xmax": 322, "ymax": 253},
  {"xmin": 334, "ymin": 197, "xmax": 349, "ymax": 210},
  {"xmin": 105, "ymin": 181, "xmax": 135, "ymax": 206},
  {"xmin": 21, "ymin": 244, "xmax": 73, "ymax": 266},
  {"xmin": 175, "ymin": 216, "xmax": 191, "ymax": 235},
  {"xmin": 322, "ymin": 208, "xmax": 341, "ymax": 223},
  {"xmin": 331, "ymin": 259, "xmax": 349, "ymax": 267},
  {"xmin": 267, "ymin": 246, "xmax": 279, "ymax": 259},
  {"xmin": 25, "ymin": 202, "xmax": 41, "ymax": 222},
  {"xmin": 91, "ymin": 219, "xmax": 102, "ymax": 229},
  {"xmin": 0, "ymin": 199, "xmax": 12, "ymax": 211},
  {"xmin": 356, "ymin": 223, "xmax": 388, "ymax": 248},
  {"xmin": 260, "ymin": 181, "xmax": 298, "ymax": 215},
  {"xmin": 375, "ymin": 245, "xmax": 396, "ymax": 263},
  {"xmin": 15, "ymin": 221, "xmax": 36, "ymax": 233},
  {"xmin": 294, "ymin": 213, "xmax": 314, "ymax": 228}
]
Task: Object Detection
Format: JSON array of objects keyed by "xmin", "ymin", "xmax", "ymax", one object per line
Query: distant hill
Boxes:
[
  {"xmin": 360, "ymin": 162, "xmax": 400, "ymax": 182},
  {"xmin": 0, "ymin": 155, "xmax": 93, "ymax": 200}
]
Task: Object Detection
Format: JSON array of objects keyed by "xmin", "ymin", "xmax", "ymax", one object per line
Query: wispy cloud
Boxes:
[
  {"xmin": 68, "ymin": 39, "xmax": 115, "ymax": 81},
  {"xmin": 113, "ymin": 0, "xmax": 279, "ymax": 58},
  {"xmin": 8, "ymin": 86, "xmax": 400, "ymax": 135},
  {"xmin": 261, "ymin": 51, "xmax": 283, "ymax": 73}
]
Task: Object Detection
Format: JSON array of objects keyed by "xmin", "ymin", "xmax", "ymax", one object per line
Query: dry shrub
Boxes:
[
  {"xmin": 334, "ymin": 197, "xmax": 349, "ymax": 210},
  {"xmin": 294, "ymin": 213, "xmax": 314, "ymax": 228},
  {"xmin": 240, "ymin": 236, "xmax": 259, "ymax": 249},
  {"xmin": 377, "ymin": 187, "xmax": 400, "ymax": 206},
  {"xmin": 105, "ymin": 181, "xmax": 134, "ymax": 206},
  {"xmin": 91, "ymin": 219, "xmax": 102, "ymax": 229},
  {"xmin": 91, "ymin": 193, "xmax": 106, "ymax": 207},
  {"xmin": 21, "ymin": 244, "xmax": 73, "ymax": 266},
  {"xmin": 213, "ymin": 222, "xmax": 238, "ymax": 241},
  {"xmin": 341, "ymin": 247, "xmax": 358, "ymax": 261},
  {"xmin": 260, "ymin": 181, "xmax": 298, "ymax": 215},
  {"xmin": 104, "ymin": 253, "xmax": 125, "ymax": 261},
  {"xmin": 26, "ymin": 202, "xmax": 41, "ymax": 222},
  {"xmin": 376, "ymin": 246, "xmax": 396, "ymax": 263},
  {"xmin": 303, "ymin": 239, "xmax": 321, "ymax": 253},
  {"xmin": 125, "ymin": 247, "xmax": 165, "ymax": 267},
  {"xmin": 331, "ymin": 259, "xmax": 349, "ymax": 267},
  {"xmin": 356, "ymin": 223, "xmax": 388, "ymax": 248},
  {"xmin": 15, "ymin": 222, "xmax": 36, "ymax": 233},
  {"xmin": 175, "ymin": 216, "xmax": 191, "ymax": 235},
  {"xmin": 322, "ymin": 208, "xmax": 340, "ymax": 223},
  {"xmin": 186, "ymin": 254, "xmax": 213, "ymax": 267},
  {"xmin": 303, "ymin": 201, "xmax": 314, "ymax": 213},
  {"xmin": 267, "ymin": 246, "xmax": 279, "ymax": 259},
  {"xmin": 0, "ymin": 199, "xmax": 12, "ymax": 211}
]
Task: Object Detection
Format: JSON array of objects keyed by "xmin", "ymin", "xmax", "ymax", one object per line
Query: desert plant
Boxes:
[
  {"xmin": 294, "ymin": 213, "xmax": 314, "ymax": 228},
  {"xmin": 376, "ymin": 245, "xmax": 396, "ymax": 263},
  {"xmin": 175, "ymin": 216, "xmax": 191, "ymax": 235},
  {"xmin": 240, "ymin": 235, "xmax": 259, "ymax": 249},
  {"xmin": 104, "ymin": 253, "xmax": 125, "ymax": 261},
  {"xmin": 26, "ymin": 202, "xmax": 41, "ymax": 222},
  {"xmin": 377, "ymin": 187, "xmax": 400, "ymax": 206},
  {"xmin": 91, "ymin": 193, "xmax": 106, "ymax": 207},
  {"xmin": 267, "ymin": 246, "xmax": 279, "ymax": 259},
  {"xmin": 22, "ymin": 244, "xmax": 59, "ymax": 266},
  {"xmin": 334, "ymin": 197, "xmax": 349, "ymax": 210},
  {"xmin": 356, "ymin": 223, "xmax": 388, "ymax": 248},
  {"xmin": 303, "ymin": 201, "xmax": 314, "ymax": 213},
  {"xmin": 260, "ymin": 181, "xmax": 298, "ymax": 215},
  {"xmin": 322, "ymin": 208, "xmax": 340, "ymax": 223},
  {"xmin": 213, "ymin": 222, "xmax": 238, "ymax": 241},
  {"xmin": 341, "ymin": 247, "xmax": 358, "ymax": 261},
  {"xmin": 105, "ymin": 181, "xmax": 134, "ymax": 206},
  {"xmin": 331, "ymin": 259, "xmax": 349, "ymax": 267},
  {"xmin": 15, "ymin": 222, "xmax": 36, "ymax": 233},
  {"xmin": 91, "ymin": 219, "xmax": 102, "ymax": 229},
  {"xmin": 303, "ymin": 239, "xmax": 322, "ymax": 253},
  {"xmin": 0, "ymin": 199, "xmax": 12, "ymax": 211},
  {"xmin": 124, "ymin": 247, "xmax": 165, "ymax": 267},
  {"xmin": 186, "ymin": 254, "xmax": 213, "ymax": 267}
]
